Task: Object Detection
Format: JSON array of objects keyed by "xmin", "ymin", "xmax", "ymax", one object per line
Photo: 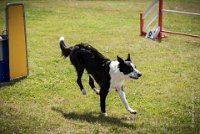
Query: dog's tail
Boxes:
[{"xmin": 59, "ymin": 36, "xmax": 72, "ymax": 58}]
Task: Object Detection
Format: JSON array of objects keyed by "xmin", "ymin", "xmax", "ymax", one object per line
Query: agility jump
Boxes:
[{"xmin": 140, "ymin": 0, "xmax": 200, "ymax": 39}]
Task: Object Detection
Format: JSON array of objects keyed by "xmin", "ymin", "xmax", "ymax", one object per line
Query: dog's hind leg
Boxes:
[
  {"xmin": 76, "ymin": 67, "xmax": 87, "ymax": 95},
  {"xmin": 89, "ymin": 76, "xmax": 99, "ymax": 95}
]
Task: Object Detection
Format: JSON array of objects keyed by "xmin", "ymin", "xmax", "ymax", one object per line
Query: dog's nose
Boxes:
[{"xmin": 138, "ymin": 73, "xmax": 142, "ymax": 77}]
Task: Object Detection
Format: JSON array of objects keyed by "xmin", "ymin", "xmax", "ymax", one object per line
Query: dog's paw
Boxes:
[
  {"xmin": 127, "ymin": 108, "xmax": 137, "ymax": 114},
  {"xmin": 130, "ymin": 110, "xmax": 137, "ymax": 114},
  {"xmin": 129, "ymin": 109, "xmax": 137, "ymax": 114},
  {"xmin": 100, "ymin": 112, "xmax": 108, "ymax": 117},
  {"xmin": 81, "ymin": 89, "xmax": 87, "ymax": 95}
]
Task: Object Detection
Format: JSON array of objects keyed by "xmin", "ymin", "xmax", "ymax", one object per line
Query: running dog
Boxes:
[{"xmin": 59, "ymin": 36, "xmax": 142, "ymax": 116}]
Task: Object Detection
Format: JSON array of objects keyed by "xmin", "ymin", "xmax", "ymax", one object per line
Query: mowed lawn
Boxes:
[{"xmin": 0, "ymin": 0, "xmax": 200, "ymax": 133}]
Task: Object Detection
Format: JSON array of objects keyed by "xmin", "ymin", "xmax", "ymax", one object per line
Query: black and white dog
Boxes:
[{"xmin": 59, "ymin": 36, "xmax": 142, "ymax": 116}]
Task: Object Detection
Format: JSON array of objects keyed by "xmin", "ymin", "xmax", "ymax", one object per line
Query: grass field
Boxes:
[{"xmin": 0, "ymin": 0, "xmax": 200, "ymax": 133}]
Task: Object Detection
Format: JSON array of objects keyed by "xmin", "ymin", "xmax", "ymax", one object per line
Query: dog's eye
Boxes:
[{"xmin": 135, "ymin": 66, "xmax": 137, "ymax": 68}]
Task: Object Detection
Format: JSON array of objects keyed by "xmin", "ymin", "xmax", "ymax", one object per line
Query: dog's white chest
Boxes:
[{"xmin": 109, "ymin": 61, "xmax": 125, "ymax": 89}]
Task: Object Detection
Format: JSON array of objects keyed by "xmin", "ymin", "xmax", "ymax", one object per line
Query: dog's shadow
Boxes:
[{"xmin": 52, "ymin": 107, "xmax": 136, "ymax": 129}]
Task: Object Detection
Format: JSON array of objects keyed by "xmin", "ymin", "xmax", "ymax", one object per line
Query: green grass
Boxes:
[{"xmin": 0, "ymin": 0, "xmax": 200, "ymax": 133}]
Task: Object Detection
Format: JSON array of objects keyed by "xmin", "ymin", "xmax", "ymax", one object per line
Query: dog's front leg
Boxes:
[
  {"xmin": 100, "ymin": 89, "xmax": 109, "ymax": 116},
  {"xmin": 117, "ymin": 87, "xmax": 137, "ymax": 114}
]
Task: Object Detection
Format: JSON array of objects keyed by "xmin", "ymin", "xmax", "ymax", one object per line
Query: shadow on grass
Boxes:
[
  {"xmin": 52, "ymin": 107, "xmax": 136, "ymax": 129},
  {"xmin": 0, "ymin": 77, "xmax": 27, "ymax": 88}
]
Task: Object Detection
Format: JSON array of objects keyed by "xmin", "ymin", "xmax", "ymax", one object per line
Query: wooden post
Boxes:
[
  {"xmin": 158, "ymin": 0, "xmax": 163, "ymax": 38},
  {"xmin": 140, "ymin": 13, "xmax": 144, "ymax": 36}
]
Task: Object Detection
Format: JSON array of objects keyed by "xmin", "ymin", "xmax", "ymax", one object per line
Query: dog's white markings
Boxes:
[
  {"xmin": 82, "ymin": 89, "xmax": 87, "ymax": 95},
  {"xmin": 59, "ymin": 36, "xmax": 64, "ymax": 42},
  {"xmin": 109, "ymin": 61, "xmax": 127, "ymax": 90},
  {"xmin": 117, "ymin": 89, "xmax": 137, "ymax": 114},
  {"xmin": 101, "ymin": 112, "xmax": 108, "ymax": 117},
  {"xmin": 89, "ymin": 74, "xmax": 94, "ymax": 80},
  {"xmin": 89, "ymin": 74, "xmax": 100, "ymax": 94},
  {"xmin": 93, "ymin": 88, "xmax": 100, "ymax": 94},
  {"xmin": 128, "ymin": 63, "xmax": 142, "ymax": 79}
]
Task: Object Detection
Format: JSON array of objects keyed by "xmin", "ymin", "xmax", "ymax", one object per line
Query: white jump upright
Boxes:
[{"xmin": 140, "ymin": 0, "xmax": 200, "ymax": 39}]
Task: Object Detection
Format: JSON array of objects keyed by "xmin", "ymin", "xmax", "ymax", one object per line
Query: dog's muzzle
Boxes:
[{"xmin": 129, "ymin": 72, "xmax": 142, "ymax": 79}]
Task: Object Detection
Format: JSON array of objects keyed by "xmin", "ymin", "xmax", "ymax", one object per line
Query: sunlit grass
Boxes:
[{"xmin": 0, "ymin": 0, "xmax": 200, "ymax": 133}]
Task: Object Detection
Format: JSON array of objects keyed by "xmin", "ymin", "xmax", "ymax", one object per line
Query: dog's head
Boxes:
[{"xmin": 117, "ymin": 54, "xmax": 142, "ymax": 79}]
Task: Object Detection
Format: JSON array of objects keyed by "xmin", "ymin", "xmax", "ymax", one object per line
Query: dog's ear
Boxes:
[
  {"xmin": 117, "ymin": 56, "xmax": 124, "ymax": 63},
  {"xmin": 126, "ymin": 53, "xmax": 131, "ymax": 61}
]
